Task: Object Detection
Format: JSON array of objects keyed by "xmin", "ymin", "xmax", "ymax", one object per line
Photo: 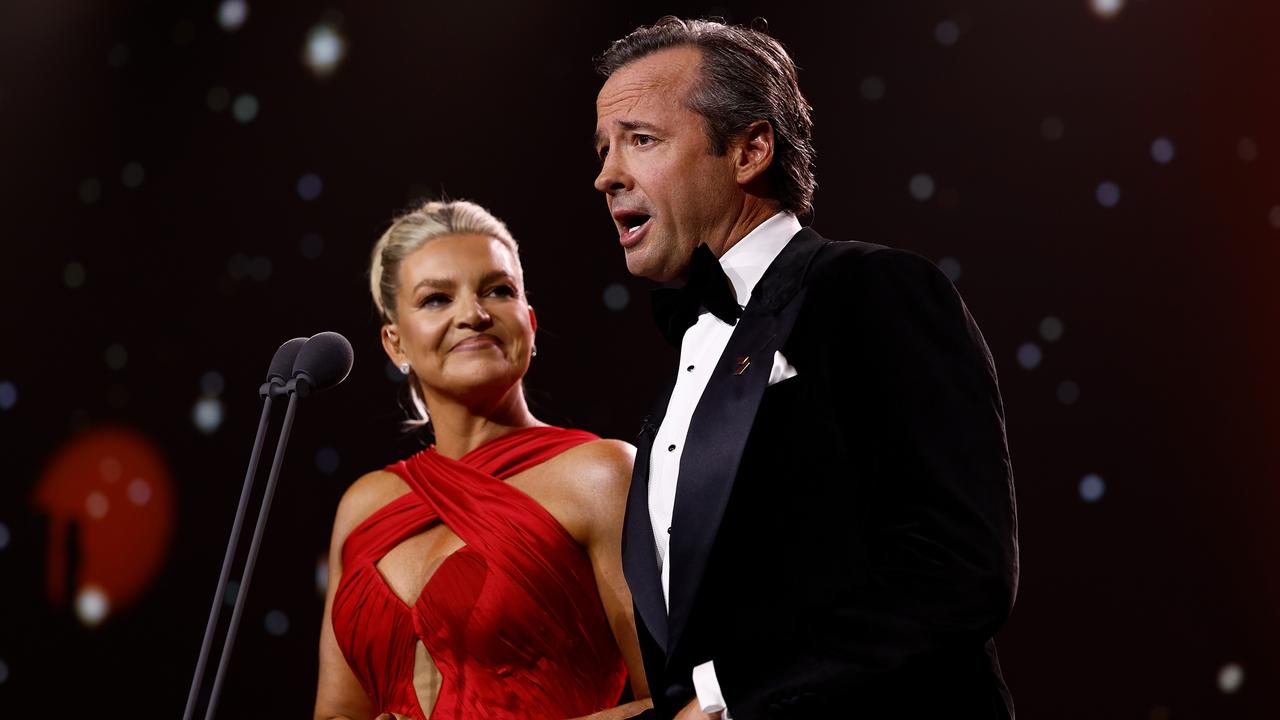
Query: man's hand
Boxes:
[{"xmin": 673, "ymin": 697, "xmax": 722, "ymax": 720}]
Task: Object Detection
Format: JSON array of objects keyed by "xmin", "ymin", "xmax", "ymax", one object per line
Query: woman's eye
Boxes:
[
  {"xmin": 419, "ymin": 293, "xmax": 449, "ymax": 307},
  {"xmin": 487, "ymin": 285, "xmax": 517, "ymax": 298}
]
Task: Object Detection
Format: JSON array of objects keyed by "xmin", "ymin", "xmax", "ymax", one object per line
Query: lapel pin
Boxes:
[{"xmin": 734, "ymin": 356, "xmax": 751, "ymax": 375}]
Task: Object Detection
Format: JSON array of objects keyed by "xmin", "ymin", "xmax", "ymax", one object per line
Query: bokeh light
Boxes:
[
  {"xmin": 937, "ymin": 257, "xmax": 962, "ymax": 282},
  {"xmin": 860, "ymin": 76, "xmax": 885, "ymax": 102},
  {"xmin": 64, "ymin": 261, "xmax": 86, "ymax": 288},
  {"xmin": 0, "ymin": 380, "xmax": 17, "ymax": 410},
  {"xmin": 304, "ymin": 23, "xmax": 347, "ymax": 77},
  {"xmin": 193, "ymin": 397, "xmax": 225, "ymax": 434},
  {"xmin": 1057, "ymin": 380, "xmax": 1081, "ymax": 405},
  {"xmin": 1218, "ymin": 662, "xmax": 1244, "ymax": 694},
  {"xmin": 603, "ymin": 282, "xmax": 630, "ymax": 311},
  {"xmin": 1096, "ymin": 181, "xmax": 1121, "ymax": 208},
  {"xmin": 76, "ymin": 584, "xmax": 110, "ymax": 626},
  {"xmin": 217, "ymin": 0, "xmax": 249, "ymax": 31},
  {"xmin": 935, "ymin": 20, "xmax": 960, "ymax": 47},
  {"xmin": 1150, "ymin": 137, "xmax": 1175, "ymax": 164},
  {"xmin": 1016, "ymin": 342, "xmax": 1042, "ymax": 369},
  {"xmin": 0, "ymin": 522, "xmax": 10, "ymax": 550},
  {"xmin": 104, "ymin": 343, "xmax": 128, "ymax": 371},
  {"xmin": 232, "ymin": 94, "xmax": 259, "ymax": 123},
  {"xmin": 121, "ymin": 162, "xmax": 145, "ymax": 189},
  {"xmin": 79, "ymin": 178, "xmax": 101, "ymax": 204},
  {"xmin": 909, "ymin": 174, "xmax": 936, "ymax": 202},
  {"xmin": 1089, "ymin": 0, "xmax": 1125, "ymax": 20},
  {"xmin": 1079, "ymin": 473, "xmax": 1105, "ymax": 502},
  {"xmin": 316, "ymin": 447, "xmax": 341, "ymax": 475},
  {"xmin": 1041, "ymin": 116, "xmax": 1065, "ymax": 141},
  {"xmin": 1039, "ymin": 316, "xmax": 1064, "ymax": 342},
  {"xmin": 264, "ymin": 609, "xmax": 290, "ymax": 636},
  {"xmin": 297, "ymin": 173, "xmax": 323, "ymax": 201}
]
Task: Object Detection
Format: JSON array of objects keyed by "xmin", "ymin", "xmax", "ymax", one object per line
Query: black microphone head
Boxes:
[
  {"xmin": 290, "ymin": 331, "xmax": 354, "ymax": 397},
  {"xmin": 267, "ymin": 337, "xmax": 309, "ymax": 385}
]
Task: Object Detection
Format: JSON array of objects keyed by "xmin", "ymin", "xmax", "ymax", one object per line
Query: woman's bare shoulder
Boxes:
[
  {"xmin": 552, "ymin": 438, "xmax": 636, "ymax": 508},
  {"xmin": 331, "ymin": 469, "xmax": 409, "ymax": 544}
]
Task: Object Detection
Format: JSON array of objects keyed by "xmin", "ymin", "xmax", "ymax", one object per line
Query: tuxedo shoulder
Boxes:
[{"xmin": 808, "ymin": 240, "xmax": 951, "ymax": 295}]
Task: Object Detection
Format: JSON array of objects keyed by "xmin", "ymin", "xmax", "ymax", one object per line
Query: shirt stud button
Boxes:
[
  {"xmin": 667, "ymin": 444, "xmax": 676, "ymax": 452},
  {"xmin": 667, "ymin": 526, "xmax": 673, "ymax": 534},
  {"xmin": 686, "ymin": 365, "xmax": 695, "ymax": 371}
]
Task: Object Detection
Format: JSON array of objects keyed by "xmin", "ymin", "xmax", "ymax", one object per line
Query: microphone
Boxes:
[
  {"xmin": 185, "ymin": 336, "xmax": 309, "ymax": 720},
  {"xmin": 288, "ymin": 331, "xmax": 355, "ymax": 397},
  {"xmin": 199, "ymin": 332, "xmax": 354, "ymax": 720}
]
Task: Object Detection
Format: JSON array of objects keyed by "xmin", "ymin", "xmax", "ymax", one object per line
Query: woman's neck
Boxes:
[{"xmin": 426, "ymin": 384, "xmax": 544, "ymax": 459}]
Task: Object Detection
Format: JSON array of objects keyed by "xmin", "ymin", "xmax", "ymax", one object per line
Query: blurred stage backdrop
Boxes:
[{"xmin": 1, "ymin": 0, "xmax": 1277, "ymax": 717}]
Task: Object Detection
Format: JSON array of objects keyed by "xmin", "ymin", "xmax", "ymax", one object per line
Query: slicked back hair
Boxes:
[{"xmin": 596, "ymin": 16, "xmax": 816, "ymax": 216}]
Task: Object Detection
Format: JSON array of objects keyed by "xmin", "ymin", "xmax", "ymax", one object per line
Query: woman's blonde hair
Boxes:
[{"xmin": 369, "ymin": 199, "xmax": 524, "ymax": 428}]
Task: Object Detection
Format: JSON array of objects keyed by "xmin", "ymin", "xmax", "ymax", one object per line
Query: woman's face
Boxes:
[{"xmin": 384, "ymin": 233, "xmax": 534, "ymax": 409}]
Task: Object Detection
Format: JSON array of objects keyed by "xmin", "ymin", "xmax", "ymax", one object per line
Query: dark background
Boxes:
[{"xmin": 1, "ymin": 0, "xmax": 1277, "ymax": 717}]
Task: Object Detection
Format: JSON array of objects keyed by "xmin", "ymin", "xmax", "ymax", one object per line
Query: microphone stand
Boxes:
[
  {"xmin": 203, "ymin": 389, "xmax": 301, "ymax": 720},
  {"xmin": 182, "ymin": 387, "xmax": 277, "ymax": 720}
]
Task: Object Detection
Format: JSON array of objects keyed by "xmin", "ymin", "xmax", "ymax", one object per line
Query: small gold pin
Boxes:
[{"xmin": 734, "ymin": 356, "xmax": 751, "ymax": 375}]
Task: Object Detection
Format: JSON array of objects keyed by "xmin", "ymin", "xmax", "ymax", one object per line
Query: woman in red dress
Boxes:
[{"xmin": 314, "ymin": 200, "xmax": 651, "ymax": 720}]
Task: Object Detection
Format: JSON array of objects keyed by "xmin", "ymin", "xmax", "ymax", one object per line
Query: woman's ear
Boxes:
[
  {"xmin": 528, "ymin": 306, "xmax": 538, "ymax": 333},
  {"xmin": 381, "ymin": 324, "xmax": 403, "ymax": 365}
]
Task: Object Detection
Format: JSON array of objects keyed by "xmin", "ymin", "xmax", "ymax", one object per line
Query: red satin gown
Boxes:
[{"xmin": 331, "ymin": 426, "xmax": 628, "ymax": 719}]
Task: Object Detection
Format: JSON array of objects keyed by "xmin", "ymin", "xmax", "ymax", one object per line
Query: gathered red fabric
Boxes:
[{"xmin": 332, "ymin": 426, "xmax": 629, "ymax": 719}]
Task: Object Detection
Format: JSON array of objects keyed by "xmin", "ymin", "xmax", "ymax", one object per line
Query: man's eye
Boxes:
[
  {"xmin": 597, "ymin": 146, "xmax": 609, "ymax": 162},
  {"xmin": 634, "ymin": 134, "xmax": 655, "ymax": 146}
]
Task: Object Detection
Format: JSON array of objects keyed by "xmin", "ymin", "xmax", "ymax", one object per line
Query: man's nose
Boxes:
[{"xmin": 593, "ymin": 152, "xmax": 630, "ymax": 195}]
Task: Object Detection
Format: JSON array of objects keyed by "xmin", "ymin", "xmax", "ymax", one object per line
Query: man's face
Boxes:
[{"xmin": 594, "ymin": 46, "xmax": 741, "ymax": 282}]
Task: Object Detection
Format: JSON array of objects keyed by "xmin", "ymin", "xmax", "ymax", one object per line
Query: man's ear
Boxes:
[
  {"xmin": 381, "ymin": 324, "xmax": 403, "ymax": 365},
  {"xmin": 733, "ymin": 120, "xmax": 775, "ymax": 186},
  {"xmin": 528, "ymin": 306, "xmax": 538, "ymax": 332}
]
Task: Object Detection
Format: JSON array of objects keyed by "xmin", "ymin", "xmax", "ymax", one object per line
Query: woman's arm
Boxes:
[
  {"xmin": 314, "ymin": 473, "xmax": 398, "ymax": 720},
  {"xmin": 565, "ymin": 440, "xmax": 652, "ymax": 719}
]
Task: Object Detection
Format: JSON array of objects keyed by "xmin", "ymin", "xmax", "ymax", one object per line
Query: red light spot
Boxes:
[{"xmin": 32, "ymin": 426, "xmax": 174, "ymax": 619}]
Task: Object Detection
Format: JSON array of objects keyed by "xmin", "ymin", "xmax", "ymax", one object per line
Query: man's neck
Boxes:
[{"xmin": 706, "ymin": 197, "xmax": 782, "ymax": 259}]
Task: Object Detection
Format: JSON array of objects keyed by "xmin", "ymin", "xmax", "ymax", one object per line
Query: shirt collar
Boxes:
[{"xmin": 719, "ymin": 211, "xmax": 802, "ymax": 306}]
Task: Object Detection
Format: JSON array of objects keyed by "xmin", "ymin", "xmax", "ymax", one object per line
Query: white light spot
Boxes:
[
  {"xmin": 909, "ymin": 174, "xmax": 936, "ymax": 202},
  {"xmin": 1041, "ymin": 116, "xmax": 1065, "ymax": 142},
  {"xmin": 1039, "ymin": 316, "xmax": 1064, "ymax": 342},
  {"xmin": 297, "ymin": 173, "xmax": 323, "ymax": 201},
  {"xmin": 315, "ymin": 447, "xmax": 340, "ymax": 475},
  {"xmin": 1270, "ymin": 206, "xmax": 1280, "ymax": 230},
  {"xmin": 232, "ymin": 94, "xmax": 259, "ymax": 123},
  {"xmin": 937, "ymin": 257, "xmax": 962, "ymax": 282},
  {"xmin": 315, "ymin": 557, "xmax": 329, "ymax": 596},
  {"xmin": 86, "ymin": 492, "xmax": 110, "ymax": 519},
  {"xmin": 1218, "ymin": 662, "xmax": 1244, "ymax": 694},
  {"xmin": 1096, "ymin": 181, "xmax": 1121, "ymax": 208},
  {"xmin": 100, "ymin": 457, "xmax": 122, "ymax": 483},
  {"xmin": 304, "ymin": 23, "xmax": 347, "ymax": 77},
  {"xmin": 64, "ymin": 262, "xmax": 86, "ymax": 288},
  {"xmin": 300, "ymin": 233, "xmax": 324, "ymax": 259},
  {"xmin": 107, "ymin": 44, "xmax": 129, "ymax": 68},
  {"xmin": 1090, "ymin": 0, "xmax": 1125, "ymax": 20},
  {"xmin": 193, "ymin": 397, "xmax": 225, "ymax": 434},
  {"xmin": 859, "ymin": 76, "xmax": 885, "ymax": 102},
  {"xmin": 1237, "ymin": 137, "xmax": 1258, "ymax": 162},
  {"xmin": 79, "ymin": 178, "xmax": 102, "ymax": 204},
  {"xmin": 206, "ymin": 86, "xmax": 230, "ymax": 112},
  {"xmin": 248, "ymin": 256, "xmax": 272, "ymax": 282},
  {"xmin": 1151, "ymin": 137, "xmax": 1175, "ymax": 164},
  {"xmin": 0, "ymin": 381, "xmax": 16, "ymax": 411},
  {"xmin": 934, "ymin": 20, "xmax": 960, "ymax": 47},
  {"xmin": 1058, "ymin": 380, "xmax": 1081, "ymax": 405},
  {"xmin": 105, "ymin": 343, "xmax": 128, "ymax": 370},
  {"xmin": 76, "ymin": 585, "xmax": 111, "ymax": 626},
  {"xmin": 264, "ymin": 609, "xmax": 290, "ymax": 636},
  {"xmin": 0, "ymin": 522, "xmax": 10, "ymax": 550},
  {"xmin": 1016, "ymin": 342, "xmax": 1042, "ymax": 370},
  {"xmin": 603, "ymin": 283, "xmax": 630, "ymax": 311},
  {"xmin": 121, "ymin": 162, "xmax": 145, "ymax": 189},
  {"xmin": 127, "ymin": 478, "xmax": 152, "ymax": 506},
  {"xmin": 217, "ymin": 0, "xmax": 249, "ymax": 31},
  {"xmin": 1079, "ymin": 473, "xmax": 1105, "ymax": 502},
  {"xmin": 200, "ymin": 371, "xmax": 225, "ymax": 397}
]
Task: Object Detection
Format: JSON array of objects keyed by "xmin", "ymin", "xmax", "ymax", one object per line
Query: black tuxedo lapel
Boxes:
[
  {"xmin": 623, "ymin": 371, "xmax": 677, "ymax": 653},
  {"xmin": 666, "ymin": 228, "xmax": 828, "ymax": 660}
]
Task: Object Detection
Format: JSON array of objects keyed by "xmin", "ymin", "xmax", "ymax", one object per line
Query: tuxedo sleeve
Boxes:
[{"xmin": 714, "ymin": 248, "xmax": 1019, "ymax": 717}]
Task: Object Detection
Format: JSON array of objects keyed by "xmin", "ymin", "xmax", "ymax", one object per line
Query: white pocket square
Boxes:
[{"xmin": 768, "ymin": 350, "xmax": 798, "ymax": 386}]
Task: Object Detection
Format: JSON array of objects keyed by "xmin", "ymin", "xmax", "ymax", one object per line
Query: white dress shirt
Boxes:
[{"xmin": 648, "ymin": 211, "xmax": 801, "ymax": 716}]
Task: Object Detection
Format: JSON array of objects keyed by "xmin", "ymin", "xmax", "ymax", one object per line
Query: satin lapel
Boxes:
[
  {"xmin": 622, "ymin": 373, "xmax": 677, "ymax": 654},
  {"xmin": 665, "ymin": 228, "xmax": 827, "ymax": 659}
]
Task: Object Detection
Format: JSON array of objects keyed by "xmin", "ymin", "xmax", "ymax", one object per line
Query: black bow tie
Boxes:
[{"xmin": 651, "ymin": 243, "xmax": 743, "ymax": 346}]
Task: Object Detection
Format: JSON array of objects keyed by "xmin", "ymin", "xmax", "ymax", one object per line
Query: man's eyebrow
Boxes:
[{"xmin": 593, "ymin": 120, "xmax": 663, "ymax": 150}]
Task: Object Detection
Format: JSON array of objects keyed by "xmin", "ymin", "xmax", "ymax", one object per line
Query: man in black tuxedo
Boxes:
[{"xmin": 592, "ymin": 17, "xmax": 1019, "ymax": 720}]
